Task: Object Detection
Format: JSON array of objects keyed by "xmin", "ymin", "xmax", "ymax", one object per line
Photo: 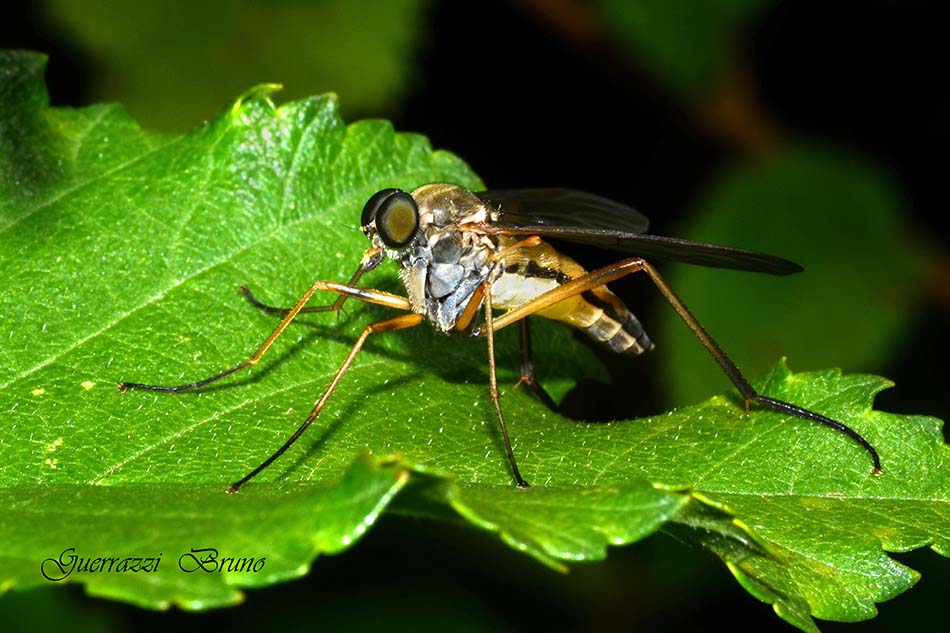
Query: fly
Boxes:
[{"xmin": 118, "ymin": 183, "xmax": 883, "ymax": 491}]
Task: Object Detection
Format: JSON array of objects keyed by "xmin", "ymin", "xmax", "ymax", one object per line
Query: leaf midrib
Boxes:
[
  {"xmin": 0, "ymin": 107, "xmax": 183, "ymax": 236},
  {"xmin": 2, "ymin": 162, "xmax": 442, "ymax": 392}
]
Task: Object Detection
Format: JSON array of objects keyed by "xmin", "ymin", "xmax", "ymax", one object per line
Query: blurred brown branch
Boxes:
[{"xmin": 516, "ymin": 0, "xmax": 782, "ymax": 157}]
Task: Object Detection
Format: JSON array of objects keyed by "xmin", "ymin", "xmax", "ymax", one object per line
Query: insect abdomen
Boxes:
[
  {"xmin": 575, "ymin": 286, "xmax": 653, "ymax": 355},
  {"xmin": 494, "ymin": 239, "xmax": 653, "ymax": 355}
]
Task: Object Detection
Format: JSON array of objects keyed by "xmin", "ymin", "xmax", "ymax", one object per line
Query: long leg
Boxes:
[
  {"xmin": 487, "ymin": 257, "xmax": 882, "ymax": 474},
  {"xmin": 457, "ymin": 281, "xmax": 555, "ymax": 408},
  {"xmin": 227, "ymin": 312, "xmax": 425, "ymax": 492},
  {"xmin": 241, "ymin": 248, "xmax": 384, "ymax": 317},
  {"xmin": 117, "ymin": 281, "xmax": 410, "ymax": 393},
  {"xmin": 482, "ymin": 282, "xmax": 529, "ymax": 488},
  {"xmin": 514, "ymin": 319, "xmax": 557, "ymax": 410}
]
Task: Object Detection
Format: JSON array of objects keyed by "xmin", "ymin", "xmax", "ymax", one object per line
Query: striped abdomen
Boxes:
[{"xmin": 490, "ymin": 238, "xmax": 653, "ymax": 355}]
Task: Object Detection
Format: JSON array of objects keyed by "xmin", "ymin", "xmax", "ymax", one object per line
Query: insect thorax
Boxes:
[{"xmin": 394, "ymin": 185, "xmax": 500, "ymax": 333}]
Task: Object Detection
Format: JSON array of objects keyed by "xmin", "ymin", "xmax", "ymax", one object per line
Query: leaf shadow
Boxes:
[
  {"xmin": 187, "ymin": 300, "xmax": 592, "ymax": 395},
  {"xmin": 200, "ymin": 305, "xmax": 560, "ymax": 483},
  {"xmin": 265, "ymin": 366, "xmax": 532, "ymax": 485},
  {"xmin": 131, "ymin": 297, "xmax": 602, "ymax": 487},
  {"xmin": 262, "ymin": 372, "xmax": 421, "ymax": 483}
]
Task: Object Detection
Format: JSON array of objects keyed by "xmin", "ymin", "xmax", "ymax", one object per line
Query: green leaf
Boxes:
[
  {"xmin": 445, "ymin": 479, "xmax": 688, "ymax": 569},
  {"xmin": 660, "ymin": 363, "xmax": 948, "ymax": 629},
  {"xmin": 1, "ymin": 52, "xmax": 947, "ymax": 631},
  {"xmin": 41, "ymin": 0, "xmax": 429, "ymax": 129},
  {"xmin": 1, "ymin": 457, "xmax": 409, "ymax": 608},
  {"xmin": 656, "ymin": 147, "xmax": 926, "ymax": 408}
]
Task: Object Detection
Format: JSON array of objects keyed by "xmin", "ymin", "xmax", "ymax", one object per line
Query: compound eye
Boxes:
[
  {"xmin": 376, "ymin": 191, "xmax": 419, "ymax": 248},
  {"xmin": 361, "ymin": 188, "xmax": 400, "ymax": 228}
]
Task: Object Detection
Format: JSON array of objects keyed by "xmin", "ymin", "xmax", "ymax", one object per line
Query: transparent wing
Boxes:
[
  {"xmin": 476, "ymin": 188, "xmax": 650, "ymax": 234},
  {"xmin": 477, "ymin": 189, "xmax": 802, "ymax": 276}
]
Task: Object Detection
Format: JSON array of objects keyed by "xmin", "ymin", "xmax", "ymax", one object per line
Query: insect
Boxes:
[{"xmin": 118, "ymin": 183, "xmax": 882, "ymax": 491}]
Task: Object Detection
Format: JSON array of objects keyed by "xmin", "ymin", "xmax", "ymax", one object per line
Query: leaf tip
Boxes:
[{"xmin": 229, "ymin": 83, "xmax": 284, "ymax": 117}]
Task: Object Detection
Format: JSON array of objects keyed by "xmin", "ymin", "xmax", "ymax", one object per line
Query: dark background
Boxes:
[{"xmin": 3, "ymin": 1, "xmax": 948, "ymax": 631}]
